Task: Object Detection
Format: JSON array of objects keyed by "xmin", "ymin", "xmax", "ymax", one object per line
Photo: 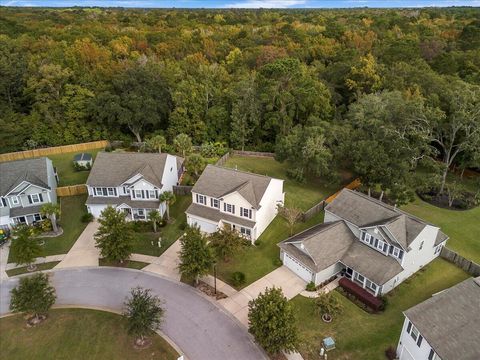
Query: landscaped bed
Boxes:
[
  {"xmin": 215, "ymin": 211, "xmax": 325, "ymax": 289},
  {"xmin": 291, "ymin": 258, "xmax": 469, "ymax": 360},
  {"xmin": 99, "ymin": 259, "xmax": 149, "ymax": 270},
  {"xmin": 403, "ymin": 196, "xmax": 480, "ymax": 264},
  {"xmin": 0, "ymin": 308, "xmax": 179, "ymax": 360},
  {"xmin": 223, "ymin": 155, "xmax": 349, "ymax": 211},
  {"xmin": 6, "ymin": 261, "xmax": 60, "ymax": 277},
  {"xmin": 8, "ymin": 194, "xmax": 89, "ymax": 264}
]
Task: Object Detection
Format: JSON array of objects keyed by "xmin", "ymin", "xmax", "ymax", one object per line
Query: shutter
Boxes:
[
  {"xmin": 249, "ymin": 209, "xmax": 252, "ymax": 219},
  {"xmin": 28, "ymin": 195, "xmax": 32, "ymax": 204},
  {"xmin": 428, "ymin": 349, "xmax": 434, "ymax": 360},
  {"xmin": 224, "ymin": 203, "xmax": 226, "ymax": 211},
  {"xmin": 240, "ymin": 207, "xmax": 243, "ymax": 216},
  {"xmin": 389, "ymin": 245, "xmax": 394, "ymax": 254},
  {"xmin": 232, "ymin": 205, "xmax": 235, "ymax": 214},
  {"xmin": 417, "ymin": 334, "xmax": 423, "ymax": 347},
  {"xmin": 406, "ymin": 321, "xmax": 412, "ymax": 334},
  {"xmin": 39, "ymin": 193, "xmax": 43, "ymax": 202}
]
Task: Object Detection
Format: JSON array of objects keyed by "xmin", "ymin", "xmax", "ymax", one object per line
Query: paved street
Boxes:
[{"xmin": 0, "ymin": 267, "xmax": 266, "ymax": 360}]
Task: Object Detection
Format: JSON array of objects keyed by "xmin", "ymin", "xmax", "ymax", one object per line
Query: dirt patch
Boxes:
[{"xmin": 195, "ymin": 281, "xmax": 228, "ymax": 300}]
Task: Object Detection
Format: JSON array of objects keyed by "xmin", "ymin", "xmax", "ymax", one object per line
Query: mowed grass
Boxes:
[
  {"xmin": 6, "ymin": 261, "xmax": 60, "ymax": 277},
  {"xmin": 8, "ymin": 195, "xmax": 89, "ymax": 264},
  {"xmin": 45, "ymin": 148, "xmax": 103, "ymax": 186},
  {"xmin": 216, "ymin": 211, "xmax": 325, "ymax": 289},
  {"xmin": 403, "ymin": 196, "xmax": 480, "ymax": 263},
  {"xmin": 99, "ymin": 259, "xmax": 148, "ymax": 270},
  {"xmin": 292, "ymin": 259, "xmax": 469, "ymax": 360},
  {"xmin": 223, "ymin": 156, "xmax": 347, "ymax": 211},
  {"xmin": 131, "ymin": 195, "xmax": 191, "ymax": 257},
  {"xmin": 0, "ymin": 308, "xmax": 178, "ymax": 360}
]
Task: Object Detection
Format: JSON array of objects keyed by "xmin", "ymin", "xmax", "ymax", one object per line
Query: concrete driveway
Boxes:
[
  {"xmin": 0, "ymin": 268, "xmax": 266, "ymax": 360},
  {"xmin": 219, "ymin": 266, "xmax": 306, "ymax": 326},
  {"xmin": 55, "ymin": 222, "xmax": 100, "ymax": 268}
]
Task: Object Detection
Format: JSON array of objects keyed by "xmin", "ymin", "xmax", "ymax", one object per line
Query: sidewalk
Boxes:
[
  {"xmin": 55, "ymin": 221, "xmax": 100, "ymax": 268},
  {"xmin": 142, "ymin": 239, "xmax": 182, "ymax": 281},
  {"xmin": 5, "ymin": 254, "xmax": 65, "ymax": 270},
  {"xmin": 0, "ymin": 242, "xmax": 10, "ymax": 280}
]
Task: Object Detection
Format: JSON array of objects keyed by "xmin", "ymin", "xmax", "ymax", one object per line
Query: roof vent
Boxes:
[
  {"xmin": 300, "ymin": 243, "xmax": 305, "ymax": 250},
  {"xmin": 374, "ymin": 228, "xmax": 379, "ymax": 234}
]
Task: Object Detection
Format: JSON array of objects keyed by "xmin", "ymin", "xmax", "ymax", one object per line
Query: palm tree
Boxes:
[
  {"xmin": 186, "ymin": 153, "xmax": 206, "ymax": 177},
  {"xmin": 148, "ymin": 210, "xmax": 161, "ymax": 233},
  {"xmin": 40, "ymin": 203, "xmax": 61, "ymax": 233},
  {"xmin": 173, "ymin": 133, "xmax": 192, "ymax": 157},
  {"xmin": 147, "ymin": 135, "xmax": 166, "ymax": 153},
  {"xmin": 159, "ymin": 191, "xmax": 176, "ymax": 221}
]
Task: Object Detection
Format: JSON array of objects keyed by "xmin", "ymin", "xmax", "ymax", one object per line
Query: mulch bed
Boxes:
[{"xmin": 195, "ymin": 281, "xmax": 228, "ymax": 300}]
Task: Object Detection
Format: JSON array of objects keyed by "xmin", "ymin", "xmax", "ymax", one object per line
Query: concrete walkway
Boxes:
[
  {"xmin": 218, "ymin": 266, "xmax": 306, "ymax": 326},
  {"xmin": 300, "ymin": 277, "xmax": 340, "ymax": 298},
  {"xmin": 55, "ymin": 221, "xmax": 100, "ymax": 269},
  {"xmin": 142, "ymin": 239, "xmax": 182, "ymax": 281},
  {"xmin": 200, "ymin": 274, "xmax": 238, "ymax": 297},
  {"xmin": 0, "ymin": 242, "xmax": 10, "ymax": 280},
  {"xmin": 5, "ymin": 254, "xmax": 65, "ymax": 270}
]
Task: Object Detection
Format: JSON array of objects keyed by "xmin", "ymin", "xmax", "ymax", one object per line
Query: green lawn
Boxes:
[
  {"xmin": 99, "ymin": 259, "xmax": 148, "ymax": 270},
  {"xmin": 223, "ymin": 156, "xmax": 348, "ymax": 211},
  {"xmin": 46, "ymin": 148, "xmax": 103, "ymax": 186},
  {"xmin": 6, "ymin": 261, "xmax": 60, "ymax": 277},
  {"xmin": 403, "ymin": 196, "xmax": 480, "ymax": 263},
  {"xmin": 292, "ymin": 259, "xmax": 469, "ymax": 360},
  {"xmin": 131, "ymin": 195, "xmax": 191, "ymax": 257},
  {"xmin": 216, "ymin": 211, "xmax": 325, "ymax": 289},
  {"xmin": 0, "ymin": 308, "xmax": 178, "ymax": 360},
  {"xmin": 8, "ymin": 195, "xmax": 89, "ymax": 264}
]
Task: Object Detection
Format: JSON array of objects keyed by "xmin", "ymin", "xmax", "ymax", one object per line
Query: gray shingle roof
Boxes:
[
  {"xmin": 404, "ymin": 276, "xmax": 480, "ymax": 360},
  {"xmin": 86, "ymin": 152, "xmax": 182, "ymax": 188},
  {"xmin": 86, "ymin": 196, "xmax": 160, "ymax": 209},
  {"xmin": 186, "ymin": 203, "xmax": 256, "ymax": 228},
  {"xmin": 326, "ymin": 189, "xmax": 430, "ymax": 249},
  {"xmin": 0, "ymin": 158, "xmax": 50, "ymax": 196},
  {"xmin": 191, "ymin": 165, "xmax": 277, "ymax": 209},
  {"xmin": 10, "ymin": 204, "xmax": 43, "ymax": 217},
  {"xmin": 278, "ymin": 220, "xmax": 404, "ymax": 285}
]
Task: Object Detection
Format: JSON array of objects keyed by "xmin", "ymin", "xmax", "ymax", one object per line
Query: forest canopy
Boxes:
[{"xmin": 1, "ymin": 7, "xmax": 479, "ymax": 200}]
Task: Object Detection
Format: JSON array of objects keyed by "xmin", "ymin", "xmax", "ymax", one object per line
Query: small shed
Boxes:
[{"xmin": 73, "ymin": 153, "xmax": 93, "ymax": 168}]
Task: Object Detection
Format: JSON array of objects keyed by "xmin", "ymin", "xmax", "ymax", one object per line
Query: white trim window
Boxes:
[
  {"xmin": 240, "ymin": 207, "xmax": 252, "ymax": 219},
  {"xmin": 355, "ymin": 273, "xmax": 365, "ymax": 283},
  {"xmin": 406, "ymin": 321, "xmax": 423, "ymax": 347},
  {"xmin": 29, "ymin": 193, "xmax": 43, "ymax": 204},
  {"xmin": 389, "ymin": 245, "xmax": 404, "ymax": 260},
  {"xmin": 149, "ymin": 190, "xmax": 157, "ymax": 199},
  {"xmin": 196, "ymin": 194, "xmax": 206, "ymax": 205},
  {"xmin": 0, "ymin": 197, "xmax": 7, "ymax": 207},
  {"xmin": 33, "ymin": 213, "xmax": 42, "ymax": 221},
  {"xmin": 240, "ymin": 227, "xmax": 251, "ymax": 237},
  {"xmin": 211, "ymin": 198, "xmax": 220, "ymax": 208},
  {"xmin": 224, "ymin": 203, "xmax": 235, "ymax": 214},
  {"xmin": 434, "ymin": 244, "xmax": 443, "ymax": 255},
  {"xmin": 107, "ymin": 187, "xmax": 116, "ymax": 196},
  {"xmin": 11, "ymin": 196, "xmax": 20, "ymax": 205}
]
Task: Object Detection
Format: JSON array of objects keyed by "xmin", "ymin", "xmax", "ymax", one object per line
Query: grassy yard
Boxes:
[
  {"xmin": 292, "ymin": 258, "xmax": 469, "ymax": 360},
  {"xmin": 223, "ymin": 156, "xmax": 348, "ymax": 211},
  {"xmin": 6, "ymin": 261, "xmax": 60, "ymax": 277},
  {"xmin": 8, "ymin": 195, "xmax": 89, "ymax": 264},
  {"xmin": 99, "ymin": 259, "xmax": 148, "ymax": 270},
  {"xmin": 46, "ymin": 148, "xmax": 103, "ymax": 186},
  {"xmin": 403, "ymin": 196, "xmax": 480, "ymax": 263},
  {"xmin": 216, "ymin": 211, "xmax": 325, "ymax": 289},
  {"xmin": 131, "ymin": 195, "xmax": 191, "ymax": 257},
  {"xmin": 0, "ymin": 308, "xmax": 178, "ymax": 360}
]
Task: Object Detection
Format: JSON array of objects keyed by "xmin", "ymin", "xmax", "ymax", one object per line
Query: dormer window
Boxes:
[
  {"xmin": 28, "ymin": 193, "xmax": 43, "ymax": 204},
  {"xmin": 389, "ymin": 245, "xmax": 404, "ymax": 260},
  {"xmin": 11, "ymin": 196, "xmax": 19, "ymax": 205}
]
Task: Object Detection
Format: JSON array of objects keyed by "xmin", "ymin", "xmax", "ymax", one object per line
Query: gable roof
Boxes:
[
  {"xmin": 325, "ymin": 189, "xmax": 431, "ymax": 249},
  {"xmin": 191, "ymin": 165, "xmax": 278, "ymax": 209},
  {"xmin": 86, "ymin": 152, "xmax": 181, "ymax": 188},
  {"xmin": 278, "ymin": 220, "xmax": 404, "ymax": 285},
  {"xmin": 0, "ymin": 157, "xmax": 51, "ymax": 196},
  {"xmin": 404, "ymin": 276, "xmax": 480, "ymax": 360},
  {"xmin": 73, "ymin": 153, "xmax": 92, "ymax": 162}
]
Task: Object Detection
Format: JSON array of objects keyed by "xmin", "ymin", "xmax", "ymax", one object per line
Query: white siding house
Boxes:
[{"xmin": 186, "ymin": 165, "xmax": 284, "ymax": 242}]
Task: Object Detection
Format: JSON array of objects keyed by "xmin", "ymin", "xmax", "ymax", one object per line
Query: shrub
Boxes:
[
  {"xmin": 81, "ymin": 213, "xmax": 94, "ymax": 223},
  {"xmin": 38, "ymin": 219, "xmax": 53, "ymax": 232},
  {"xmin": 273, "ymin": 258, "xmax": 283, "ymax": 267},
  {"xmin": 231, "ymin": 271, "xmax": 246, "ymax": 287},
  {"xmin": 385, "ymin": 346, "xmax": 397, "ymax": 360},
  {"xmin": 254, "ymin": 240, "xmax": 261, "ymax": 246},
  {"xmin": 306, "ymin": 282, "xmax": 316, "ymax": 291},
  {"xmin": 314, "ymin": 292, "xmax": 343, "ymax": 317},
  {"xmin": 339, "ymin": 278, "xmax": 383, "ymax": 312},
  {"xmin": 179, "ymin": 222, "xmax": 187, "ymax": 231},
  {"xmin": 104, "ymin": 144, "xmax": 113, "ymax": 152},
  {"xmin": 130, "ymin": 220, "xmax": 151, "ymax": 233}
]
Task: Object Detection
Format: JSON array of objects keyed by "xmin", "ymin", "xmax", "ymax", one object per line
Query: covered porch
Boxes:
[
  {"xmin": 342, "ymin": 266, "xmax": 382, "ymax": 297},
  {"xmin": 11, "ymin": 213, "xmax": 44, "ymax": 226},
  {"xmin": 221, "ymin": 220, "xmax": 255, "ymax": 242},
  {"xmin": 117, "ymin": 205, "xmax": 159, "ymax": 221}
]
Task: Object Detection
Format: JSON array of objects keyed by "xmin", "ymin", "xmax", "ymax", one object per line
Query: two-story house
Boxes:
[
  {"xmin": 397, "ymin": 276, "xmax": 480, "ymax": 360},
  {"xmin": 85, "ymin": 152, "xmax": 183, "ymax": 220},
  {"xmin": 0, "ymin": 157, "xmax": 58, "ymax": 230},
  {"xmin": 185, "ymin": 165, "xmax": 284, "ymax": 242},
  {"xmin": 278, "ymin": 189, "xmax": 448, "ymax": 296}
]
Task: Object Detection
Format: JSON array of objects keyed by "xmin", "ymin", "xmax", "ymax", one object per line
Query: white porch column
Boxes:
[
  {"xmin": 362, "ymin": 276, "xmax": 367, "ymax": 289},
  {"xmin": 374, "ymin": 285, "xmax": 380, "ymax": 297}
]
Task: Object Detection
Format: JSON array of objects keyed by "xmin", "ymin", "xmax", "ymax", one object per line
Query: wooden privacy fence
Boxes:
[
  {"xmin": 215, "ymin": 152, "xmax": 231, "ymax": 166},
  {"xmin": 56, "ymin": 185, "xmax": 87, "ymax": 197},
  {"xmin": 440, "ymin": 247, "xmax": 480, "ymax": 277},
  {"xmin": 173, "ymin": 185, "xmax": 193, "ymax": 196},
  {"xmin": 232, "ymin": 150, "xmax": 275, "ymax": 158},
  {"xmin": 0, "ymin": 140, "xmax": 108, "ymax": 162}
]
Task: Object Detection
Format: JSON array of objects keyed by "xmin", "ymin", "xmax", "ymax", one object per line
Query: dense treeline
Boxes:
[{"xmin": 1, "ymin": 7, "xmax": 479, "ymax": 201}]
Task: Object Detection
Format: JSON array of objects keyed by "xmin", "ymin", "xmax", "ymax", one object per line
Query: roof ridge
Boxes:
[
  {"xmin": 284, "ymin": 221, "xmax": 344, "ymax": 243},
  {"xmin": 208, "ymin": 164, "xmax": 278, "ymax": 181}
]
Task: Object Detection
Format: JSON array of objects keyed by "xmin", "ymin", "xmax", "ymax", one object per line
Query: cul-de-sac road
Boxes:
[{"xmin": 0, "ymin": 267, "xmax": 266, "ymax": 360}]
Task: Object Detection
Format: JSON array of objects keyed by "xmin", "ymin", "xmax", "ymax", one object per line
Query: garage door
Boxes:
[
  {"xmin": 188, "ymin": 216, "xmax": 218, "ymax": 233},
  {"xmin": 283, "ymin": 253, "xmax": 314, "ymax": 283}
]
